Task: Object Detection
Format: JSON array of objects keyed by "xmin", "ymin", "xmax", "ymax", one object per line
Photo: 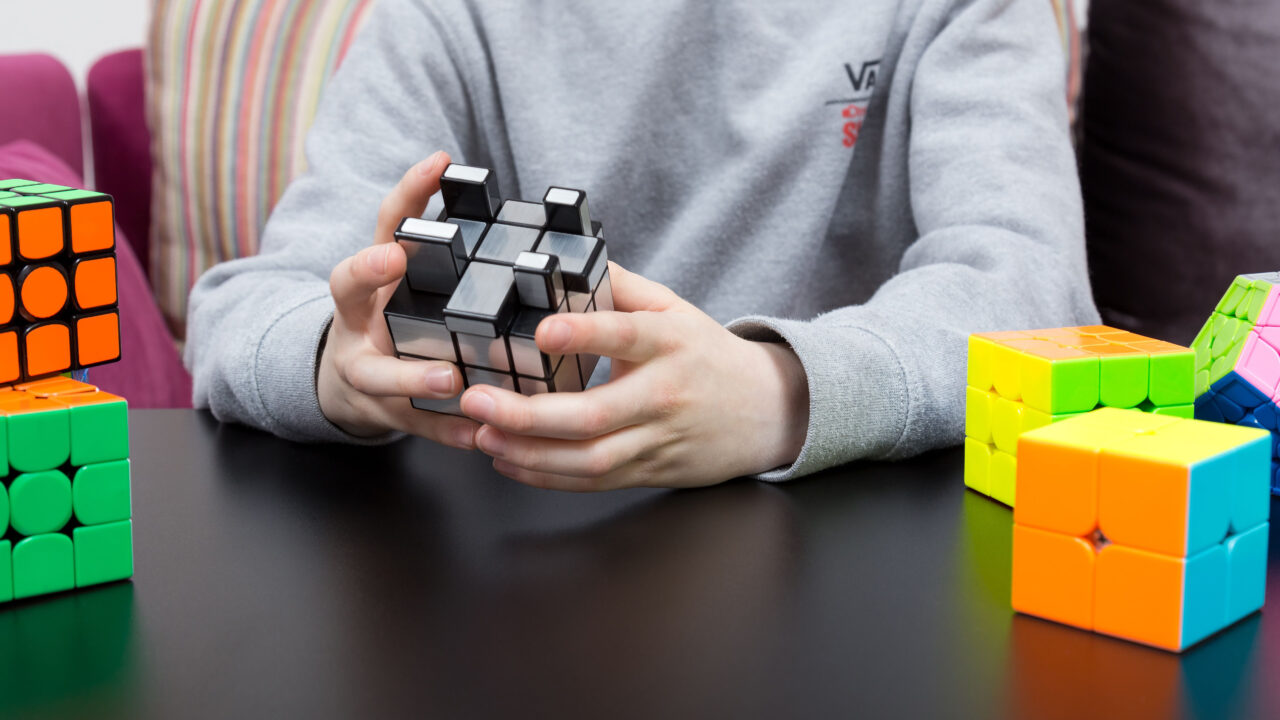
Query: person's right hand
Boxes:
[{"xmin": 317, "ymin": 151, "xmax": 480, "ymax": 449}]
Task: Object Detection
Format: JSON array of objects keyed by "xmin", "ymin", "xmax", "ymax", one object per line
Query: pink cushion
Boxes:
[
  {"xmin": 0, "ymin": 54, "xmax": 83, "ymax": 179},
  {"xmin": 0, "ymin": 140, "xmax": 192, "ymax": 408},
  {"xmin": 88, "ymin": 50, "xmax": 153, "ymax": 278},
  {"xmin": 147, "ymin": 0, "xmax": 375, "ymax": 335}
]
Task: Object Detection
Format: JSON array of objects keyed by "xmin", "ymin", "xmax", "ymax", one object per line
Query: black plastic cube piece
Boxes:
[
  {"xmin": 513, "ymin": 251, "xmax": 564, "ymax": 310},
  {"xmin": 440, "ymin": 164, "xmax": 500, "ymax": 221},
  {"xmin": 543, "ymin": 187, "xmax": 591, "ymax": 235},
  {"xmin": 395, "ymin": 217, "xmax": 467, "ymax": 294}
]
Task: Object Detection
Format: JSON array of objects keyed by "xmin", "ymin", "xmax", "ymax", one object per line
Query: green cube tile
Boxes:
[
  {"xmin": 0, "ymin": 195, "xmax": 59, "ymax": 208},
  {"xmin": 0, "ymin": 480, "xmax": 7, "ymax": 536},
  {"xmin": 7, "ymin": 406, "xmax": 69, "ymax": 473},
  {"xmin": 74, "ymin": 521, "xmax": 134, "ymax": 588},
  {"xmin": 13, "ymin": 534, "xmax": 74, "ymax": 600},
  {"xmin": 1020, "ymin": 354, "xmax": 1099, "ymax": 414},
  {"xmin": 1141, "ymin": 401, "xmax": 1196, "ymax": 419},
  {"xmin": 10, "ymin": 183, "xmax": 71, "ymax": 195},
  {"xmin": 73, "ymin": 460, "xmax": 131, "ymax": 526},
  {"xmin": 41, "ymin": 189, "xmax": 108, "ymax": 201},
  {"xmin": 1247, "ymin": 286, "xmax": 1269, "ymax": 323},
  {"xmin": 9, "ymin": 470, "xmax": 72, "ymax": 536},
  {"xmin": 0, "ymin": 541, "xmax": 9, "ymax": 602},
  {"xmin": 1217, "ymin": 279, "xmax": 1250, "ymax": 315},
  {"xmin": 1212, "ymin": 317, "xmax": 1244, "ymax": 358},
  {"xmin": 68, "ymin": 398, "xmax": 129, "ymax": 466},
  {"xmin": 1099, "ymin": 354, "xmax": 1148, "ymax": 409},
  {"xmin": 0, "ymin": 179, "xmax": 38, "ymax": 190},
  {"xmin": 1148, "ymin": 350, "xmax": 1196, "ymax": 406}
]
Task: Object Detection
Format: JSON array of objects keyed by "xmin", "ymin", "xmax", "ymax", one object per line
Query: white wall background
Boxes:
[{"xmin": 0, "ymin": 0, "xmax": 152, "ymax": 89}]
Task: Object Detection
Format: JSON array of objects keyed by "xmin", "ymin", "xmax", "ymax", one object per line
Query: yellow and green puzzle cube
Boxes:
[
  {"xmin": 965, "ymin": 326, "xmax": 1195, "ymax": 506},
  {"xmin": 0, "ymin": 377, "xmax": 132, "ymax": 602}
]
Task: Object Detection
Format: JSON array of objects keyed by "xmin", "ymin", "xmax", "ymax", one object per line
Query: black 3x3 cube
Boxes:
[{"xmin": 382, "ymin": 164, "xmax": 613, "ymax": 415}]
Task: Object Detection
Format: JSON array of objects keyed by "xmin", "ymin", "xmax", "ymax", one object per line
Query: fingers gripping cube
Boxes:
[{"xmin": 383, "ymin": 165, "xmax": 614, "ymax": 413}]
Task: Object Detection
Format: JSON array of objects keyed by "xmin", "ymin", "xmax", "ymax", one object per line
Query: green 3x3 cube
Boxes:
[{"xmin": 0, "ymin": 378, "xmax": 132, "ymax": 601}]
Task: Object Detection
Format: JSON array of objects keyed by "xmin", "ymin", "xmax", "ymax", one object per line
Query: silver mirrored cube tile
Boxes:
[
  {"xmin": 593, "ymin": 269, "xmax": 614, "ymax": 313},
  {"xmin": 443, "ymin": 164, "xmax": 490, "ymax": 183},
  {"xmin": 454, "ymin": 331, "xmax": 510, "ymax": 371},
  {"xmin": 434, "ymin": 209, "xmax": 488, "ymax": 257},
  {"xmin": 534, "ymin": 231, "xmax": 605, "ymax": 293},
  {"xmin": 497, "ymin": 199, "xmax": 547, "ymax": 229},
  {"xmin": 464, "ymin": 366, "xmax": 516, "ymax": 392},
  {"xmin": 383, "ymin": 278, "xmax": 457, "ymax": 361},
  {"xmin": 412, "ymin": 395, "xmax": 463, "ymax": 415},
  {"xmin": 554, "ymin": 355, "xmax": 584, "ymax": 393},
  {"xmin": 444, "ymin": 262, "xmax": 516, "ymax": 336},
  {"xmin": 474, "ymin": 223, "xmax": 541, "ymax": 265},
  {"xmin": 567, "ymin": 290, "xmax": 590, "ymax": 314},
  {"xmin": 517, "ymin": 377, "xmax": 549, "ymax": 396},
  {"xmin": 509, "ymin": 307, "xmax": 560, "ymax": 378},
  {"xmin": 578, "ymin": 352, "xmax": 601, "ymax": 388}
]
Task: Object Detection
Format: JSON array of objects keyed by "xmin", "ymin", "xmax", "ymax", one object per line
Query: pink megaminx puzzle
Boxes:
[{"xmin": 1193, "ymin": 272, "xmax": 1280, "ymax": 492}]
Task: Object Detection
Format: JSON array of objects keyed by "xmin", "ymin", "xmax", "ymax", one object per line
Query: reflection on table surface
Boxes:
[
  {"xmin": 957, "ymin": 491, "xmax": 1273, "ymax": 720},
  {"xmin": 2, "ymin": 411, "xmax": 1278, "ymax": 719}
]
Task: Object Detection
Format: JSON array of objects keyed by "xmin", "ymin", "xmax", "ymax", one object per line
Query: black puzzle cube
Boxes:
[{"xmin": 383, "ymin": 164, "xmax": 614, "ymax": 414}]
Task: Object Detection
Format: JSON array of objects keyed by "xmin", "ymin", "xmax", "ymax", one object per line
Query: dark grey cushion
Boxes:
[{"xmin": 1080, "ymin": 0, "xmax": 1280, "ymax": 344}]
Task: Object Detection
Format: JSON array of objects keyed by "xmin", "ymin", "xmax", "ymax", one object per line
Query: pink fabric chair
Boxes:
[
  {"xmin": 88, "ymin": 49, "xmax": 153, "ymax": 277},
  {"xmin": 0, "ymin": 51, "xmax": 192, "ymax": 408},
  {"xmin": 0, "ymin": 54, "xmax": 84, "ymax": 177}
]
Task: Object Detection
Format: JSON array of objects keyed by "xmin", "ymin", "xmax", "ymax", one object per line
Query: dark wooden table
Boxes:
[{"xmin": 1, "ymin": 410, "xmax": 1275, "ymax": 719}]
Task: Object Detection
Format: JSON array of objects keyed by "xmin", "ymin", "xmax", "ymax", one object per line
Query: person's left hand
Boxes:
[{"xmin": 458, "ymin": 262, "xmax": 810, "ymax": 491}]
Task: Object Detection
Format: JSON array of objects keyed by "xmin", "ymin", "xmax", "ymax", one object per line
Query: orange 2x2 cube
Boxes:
[{"xmin": 1011, "ymin": 408, "xmax": 1269, "ymax": 652}]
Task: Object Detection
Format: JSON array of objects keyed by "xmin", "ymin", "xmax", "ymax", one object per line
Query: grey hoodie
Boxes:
[{"xmin": 185, "ymin": 0, "xmax": 1098, "ymax": 480}]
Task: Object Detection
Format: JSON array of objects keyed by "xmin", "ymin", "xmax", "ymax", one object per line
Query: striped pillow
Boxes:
[{"xmin": 146, "ymin": 0, "xmax": 374, "ymax": 334}]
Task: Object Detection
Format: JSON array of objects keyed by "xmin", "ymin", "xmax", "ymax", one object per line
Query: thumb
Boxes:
[
  {"xmin": 330, "ymin": 242, "xmax": 408, "ymax": 328},
  {"xmin": 606, "ymin": 262, "xmax": 683, "ymax": 313}
]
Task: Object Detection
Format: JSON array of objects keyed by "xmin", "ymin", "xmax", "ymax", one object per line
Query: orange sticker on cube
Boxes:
[
  {"xmin": 73, "ymin": 256, "xmax": 117, "ymax": 310},
  {"xmin": 68, "ymin": 200, "xmax": 114, "ymax": 254},
  {"xmin": 75, "ymin": 311, "xmax": 120, "ymax": 366},
  {"xmin": 19, "ymin": 264, "xmax": 69, "ymax": 321},
  {"xmin": 23, "ymin": 322, "xmax": 71, "ymax": 377},
  {"xmin": 16, "ymin": 206, "xmax": 63, "ymax": 260}
]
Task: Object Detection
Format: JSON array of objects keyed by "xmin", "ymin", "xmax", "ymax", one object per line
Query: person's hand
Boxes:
[
  {"xmin": 317, "ymin": 151, "xmax": 479, "ymax": 449},
  {"xmin": 459, "ymin": 263, "xmax": 810, "ymax": 490}
]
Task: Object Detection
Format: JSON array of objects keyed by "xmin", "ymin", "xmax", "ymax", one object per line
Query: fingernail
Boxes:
[
  {"xmin": 543, "ymin": 319, "xmax": 572, "ymax": 349},
  {"xmin": 464, "ymin": 390, "xmax": 495, "ymax": 421},
  {"xmin": 418, "ymin": 151, "xmax": 443, "ymax": 176},
  {"xmin": 477, "ymin": 427, "xmax": 507, "ymax": 456},
  {"xmin": 426, "ymin": 366, "xmax": 455, "ymax": 394},
  {"xmin": 365, "ymin": 244, "xmax": 388, "ymax": 274},
  {"xmin": 453, "ymin": 425, "xmax": 476, "ymax": 449}
]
